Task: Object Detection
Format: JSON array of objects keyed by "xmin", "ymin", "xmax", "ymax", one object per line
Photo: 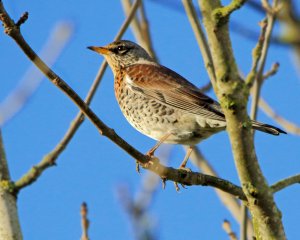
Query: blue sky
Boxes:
[{"xmin": 1, "ymin": 0, "xmax": 300, "ymax": 239}]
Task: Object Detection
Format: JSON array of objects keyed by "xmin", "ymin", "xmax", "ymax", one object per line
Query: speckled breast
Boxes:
[{"xmin": 114, "ymin": 70, "xmax": 181, "ymax": 140}]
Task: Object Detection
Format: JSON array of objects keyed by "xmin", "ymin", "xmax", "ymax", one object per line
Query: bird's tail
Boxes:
[{"xmin": 251, "ymin": 120, "xmax": 287, "ymax": 135}]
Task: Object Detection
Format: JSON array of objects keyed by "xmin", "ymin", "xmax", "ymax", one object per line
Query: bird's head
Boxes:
[{"xmin": 88, "ymin": 40, "xmax": 154, "ymax": 74}]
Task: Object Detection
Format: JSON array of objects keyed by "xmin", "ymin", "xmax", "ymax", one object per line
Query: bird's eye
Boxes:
[{"xmin": 116, "ymin": 45, "xmax": 128, "ymax": 55}]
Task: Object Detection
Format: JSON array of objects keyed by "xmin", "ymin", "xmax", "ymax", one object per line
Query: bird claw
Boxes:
[
  {"xmin": 179, "ymin": 166, "xmax": 192, "ymax": 172},
  {"xmin": 174, "ymin": 182, "xmax": 187, "ymax": 192},
  {"xmin": 161, "ymin": 177, "xmax": 167, "ymax": 189},
  {"xmin": 135, "ymin": 161, "xmax": 140, "ymax": 173}
]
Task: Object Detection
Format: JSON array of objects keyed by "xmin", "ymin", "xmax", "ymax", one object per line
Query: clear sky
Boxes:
[{"xmin": 1, "ymin": 0, "xmax": 300, "ymax": 239}]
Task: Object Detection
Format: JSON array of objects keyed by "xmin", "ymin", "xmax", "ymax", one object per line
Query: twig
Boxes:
[
  {"xmin": 80, "ymin": 202, "xmax": 90, "ymax": 240},
  {"xmin": 0, "ymin": 0, "xmax": 246, "ymax": 200},
  {"xmin": 138, "ymin": 2, "xmax": 157, "ymax": 60},
  {"xmin": 222, "ymin": 220, "xmax": 238, "ymax": 240},
  {"xmin": 250, "ymin": 0, "xmax": 279, "ymax": 120},
  {"xmin": 271, "ymin": 174, "xmax": 300, "ymax": 193},
  {"xmin": 213, "ymin": 0, "xmax": 247, "ymax": 26},
  {"xmin": 13, "ymin": 0, "xmax": 141, "ymax": 191},
  {"xmin": 243, "ymin": 17, "xmax": 269, "ymax": 240},
  {"xmin": 121, "ymin": 0, "xmax": 142, "ymax": 43},
  {"xmin": 259, "ymin": 97, "xmax": 300, "ymax": 135},
  {"xmin": 240, "ymin": 204, "xmax": 248, "ymax": 240},
  {"xmin": 246, "ymin": 1, "xmax": 280, "ymax": 237},
  {"xmin": 263, "ymin": 62, "xmax": 279, "ymax": 80},
  {"xmin": 182, "ymin": 0, "xmax": 216, "ymax": 85},
  {"xmin": 15, "ymin": 11, "xmax": 28, "ymax": 27},
  {"xmin": 122, "ymin": 0, "xmax": 157, "ymax": 60},
  {"xmin": 245, "ymin": 18, "xmax": 268, "ymax": 87}
]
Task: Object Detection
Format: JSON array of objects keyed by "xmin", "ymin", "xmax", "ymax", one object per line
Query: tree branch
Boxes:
[
  {"xmin": 213, "ymin": 0, "xmax": 247, "ymax": 26},
  {"xmin": 250, "ymin": 0, "xmax": 279, "ymax": 120},
  {"xmin": 198, "ymin": 0, "xmax": 285, "ymax": 238},
  {"xmin": 245, "ymin": 18, "xmax": 268, "ymax": 87},
  {"xmin": 182, "ymin": 0, "xmax": 216, "ymax": 85},
  {"xmin": 271, "ymin": 174, "xmax": 300, "ymax": 193},
  {"xmin": 0, "ymin": 130, "xmax": 23, "ymax": 239},
  {"xmin": 80, "ymin": 202, "xmax": 90, "ymax": 240}
]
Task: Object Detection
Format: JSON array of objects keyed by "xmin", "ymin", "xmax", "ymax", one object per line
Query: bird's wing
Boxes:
[{"xmin": 125, "ymin": 64, "xmax": 225, "ymax": 121}]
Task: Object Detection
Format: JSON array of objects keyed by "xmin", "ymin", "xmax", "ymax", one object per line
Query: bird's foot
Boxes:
[
  {"xmin": 161, "ymin": 177, "xmax": 167, "ymax": 189},
  {"xmin": 173, "ymin": 166, "xmax": 192, "ymax": 192},
  {"xmin": 178, "ymin": 165, "xmax": 192, "ymax": 173},
  {"xmin": 135, "ymin": 160, "xmax": 140, "ymax": 173},
  {"xmin": 174, "ymin": 182, "xmax": 187, "ymax": 192}
]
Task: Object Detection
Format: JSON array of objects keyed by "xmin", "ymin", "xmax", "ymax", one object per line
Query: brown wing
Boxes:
[{"xmin": 125, "ymin": 64, "xmax": 225, "ymax": 121}]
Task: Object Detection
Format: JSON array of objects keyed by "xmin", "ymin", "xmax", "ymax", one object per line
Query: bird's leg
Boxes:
[
  {"xmin": 174, "ymin": 146, "xmax": 194, "ymax": 192},
  {"xmin": 137, "ymin": 134, "xmax": 171, "ymax": 173},
  {"xmin": 146, "ymin": 133, "xmax": 171, "ymax": 157},
  {"xmin": 179, "ymin": 146, "xmax": 193, "ymax": 170}
]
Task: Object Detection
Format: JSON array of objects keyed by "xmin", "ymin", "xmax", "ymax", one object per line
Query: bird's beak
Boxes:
[{"xmin": 87, "ymin": 46, "xmax": 110, "ymax": 55}]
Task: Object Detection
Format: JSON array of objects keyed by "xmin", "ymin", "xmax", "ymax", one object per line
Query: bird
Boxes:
[{"xmin": 88, "ymin": 40, "xmax": 286, "ymax": 169}]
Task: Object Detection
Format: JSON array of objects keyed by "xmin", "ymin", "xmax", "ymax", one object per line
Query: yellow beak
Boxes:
[{"xmin": 87, "ymin": 46, "xmax": 110, "ymax": 55}]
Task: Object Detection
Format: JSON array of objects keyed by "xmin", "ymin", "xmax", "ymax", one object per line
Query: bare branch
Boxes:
[
  {"xmin": 271, "ymin": 174, "xmax": 300, "ymax": 193},
  {"xmin": 0, "ymin": 130, "xmax": 23, "ymax": 239},
  {"xmin": 245, "ymin": 18, "xmax": 268, "ymax": 87},
  {"xmin": 213, "ymin": 0, "xmax": 247, "ymax": 26},
  {"xmin": 80, "ymin": 202, "xmax": 90, "ymax": 240},
  {"xmin": 250, "ymin": 0, "xmax": 279, "ymax": 120},
  {"xmin": 122, "ymin": 0, "xmax": 157, "ymax": 60},
  {"xmin": 263, "ymin": 62, "xmax": 279, "ymax": 80},
  {"xmin": 15, "ymin": 11, "xmax": 28, "ymax": 27},
  {"xmin": 222, "ymin": 220, "xmax": 238, "ymax": 240},
  {"xmin": 182, "ymin": 0, "xmax": 216, "ymax": 85}
]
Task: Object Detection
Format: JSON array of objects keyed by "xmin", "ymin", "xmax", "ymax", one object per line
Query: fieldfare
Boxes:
[{"xmin": 88, "ymin": 40, "xmax": 286, "ymax": 169}]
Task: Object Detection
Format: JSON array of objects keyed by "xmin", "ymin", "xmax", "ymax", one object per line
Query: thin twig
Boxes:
[
  {"xmin": 13, "ymin": 0, "xmax": 141, "ymax": 191},
  {"xmin": 138, "ymin": 2, "xmax": 157, "ymax": 60},
  {"xmin": 246, "ymin": 1, "xmax": 279, "ymax": 238},
  {"xmin": 213, "ymin": 0, "xmax": 247, "ymax": 26},
  {"xmin": 80, "ymin": 202, "xmax": 90, "ymax": 240},
  {"xmin": 263, "ymin": 62, "xmax": 279, "ymax": 80},
  {"xmin": 245, "ymin": 18, "xmax": 268, "ymax": 87},
  {"xmin": 122, "ymin": 0, "xmax": 157, "ymax": 60},
  {"xmin": 182, "ymin": 0, "xmax": 216, "ymax": 85},
  {"xmin": 222, "ymin": 220, "xmax": 238, "ymax": 240},
  {"xmin": 240, "ymin": 204, "xmax": 248, "ymax": 240},
  {"xmin": 250, "ymin": 0, "xmax": 279, "ymax": 120},
  {"xmin": 271, "ymin": 174, "xmax": 300, "ymax": 193}
]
